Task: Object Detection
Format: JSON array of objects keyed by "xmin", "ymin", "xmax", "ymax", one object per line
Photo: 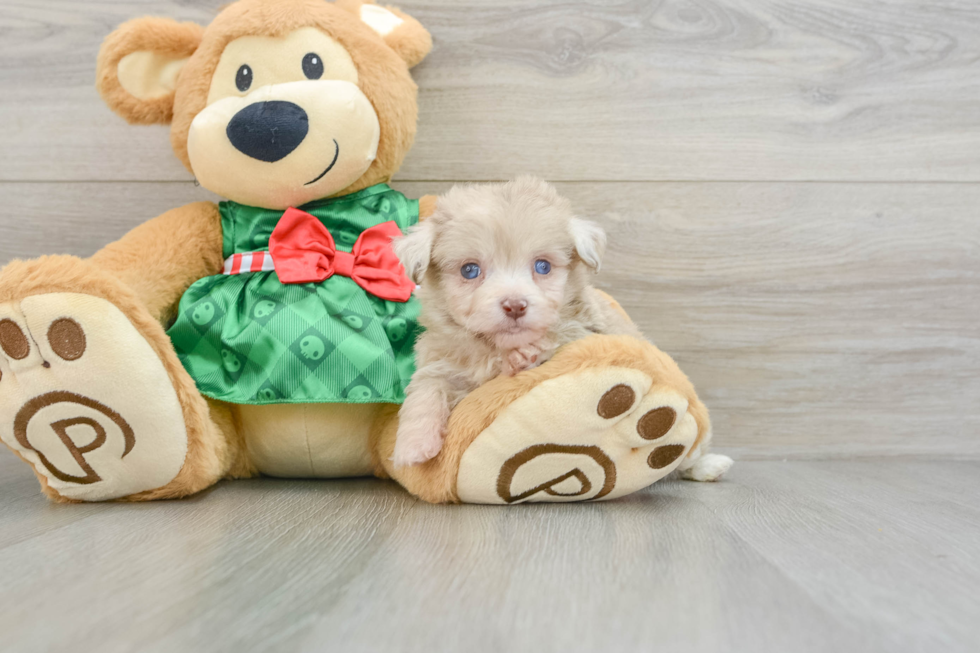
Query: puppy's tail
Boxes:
[{"xmin": 677, "ymin": 428, "xmax": 734, "ymax": 482}]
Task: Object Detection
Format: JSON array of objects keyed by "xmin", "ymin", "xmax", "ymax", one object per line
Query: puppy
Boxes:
[{"xmin": 391, "ymin": 177, "xmax": 641, "ymax": 468}]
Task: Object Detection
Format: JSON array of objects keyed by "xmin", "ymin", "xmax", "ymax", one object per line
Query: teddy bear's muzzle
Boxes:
[{"xmin": 187, "ymin": 80, "xmax": 381, "ymax": 210}]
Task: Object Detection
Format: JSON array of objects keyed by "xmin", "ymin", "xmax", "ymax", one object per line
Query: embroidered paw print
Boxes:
[
  {"xmin": 456, "ymin": 366, "xmax": 700, "ymax": 504},
  {"xmin": 0, "ymin": 293, "xmax": 189, "ymax": 501}
]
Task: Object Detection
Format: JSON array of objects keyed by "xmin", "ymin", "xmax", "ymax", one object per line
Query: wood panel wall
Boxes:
[{"xmin": 1, "ymin": 0, "xmax": 977, "ymax": 458}]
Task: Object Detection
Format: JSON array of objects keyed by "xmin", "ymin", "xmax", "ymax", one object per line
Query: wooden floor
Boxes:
[
  {"xmin": 1, "ymin": 454, "xmax": 977, "ymax": 653},
  {"xmin": 2, "ymin": 0, "xmax": 980, "ymax": 651}
]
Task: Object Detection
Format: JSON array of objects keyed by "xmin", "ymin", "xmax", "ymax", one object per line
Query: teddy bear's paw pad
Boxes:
[
  {"xmin": 456, "ymin": 366, "xmax": 698, "ymax": 504},
  {"xmin": 0, "ymin": 293, "xmax": 188, "ymax": 501}
]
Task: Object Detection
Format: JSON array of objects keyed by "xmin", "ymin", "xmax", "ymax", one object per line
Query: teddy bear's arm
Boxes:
[
  {"xmin": 89, "ymin": 201, "xmax": 225, "ymax": 324},
  {"xmin": 418, "ymin": 195, "xmax": 437, "ymax": 221}
]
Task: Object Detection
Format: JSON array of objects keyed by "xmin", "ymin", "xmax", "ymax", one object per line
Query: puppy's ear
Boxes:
[
  {"xmin": 339, "ymin": 0, "xmax": 433, "ymax": 68},
  {"xmin": 569, "ymin": 218, "xmax": 607, "ymax": 272},
  {"xmin": 394, "ymin": 220, "xmax": 436, "ymax": 284},
  {"xmin": 96, "ymin": 17, "xmax": 203, "ymax": 125}
]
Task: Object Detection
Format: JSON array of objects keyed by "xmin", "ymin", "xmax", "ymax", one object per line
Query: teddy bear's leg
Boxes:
[
  {"xmin": 377, "ymin": 334, "xmax": 726, "ymax": 504},
  {"xmin": 0, "ymin": 256, "xmax": 250, "ymax": 502}
]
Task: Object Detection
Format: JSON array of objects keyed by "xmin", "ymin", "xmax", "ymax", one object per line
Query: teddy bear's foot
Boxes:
[
  {"xmin": 0, "ymin": 293, "xmax": 189, "ymax": 501},
  {"xmin": 455, "ymin": 365, "xmax": 699, "ymax": 504}
]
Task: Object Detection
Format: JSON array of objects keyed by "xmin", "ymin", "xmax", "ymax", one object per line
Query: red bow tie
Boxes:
[{"xmin": 268, "ymin": 207, "xmax": 415, "ymax": 303}]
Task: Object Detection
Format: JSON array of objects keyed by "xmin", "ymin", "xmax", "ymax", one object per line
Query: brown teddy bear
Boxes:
[{"xmin": 0, "ymin": 0, "xmax": 729, "ymax": 504}]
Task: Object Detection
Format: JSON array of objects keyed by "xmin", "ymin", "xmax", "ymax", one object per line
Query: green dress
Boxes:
[{"xmin": 167, "ymin": 184, "xmax": 422, "ymax": 405}]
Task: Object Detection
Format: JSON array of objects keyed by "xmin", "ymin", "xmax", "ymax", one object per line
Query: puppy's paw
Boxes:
[
  {"xmin": 393, "ymin": 423, "xmax": 446, "ymax": 468},
  {"xmin": 505, "ymin": 344, "xmax": 544, "ymax": 376}
]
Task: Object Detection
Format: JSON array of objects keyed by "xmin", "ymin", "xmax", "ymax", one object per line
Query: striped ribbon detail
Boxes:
[
  {"xmin": 222, "ymin": 251, "xmax": 277, "ymax": 276},
  {"xmin": 221, "ymin": 249, "xmax": 419, "ymax": 290}
]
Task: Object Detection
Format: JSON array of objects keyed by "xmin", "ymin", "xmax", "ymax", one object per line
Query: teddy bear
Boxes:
[{"xmin": 0, "ymin": 0, "xmax": 729, "ymax": 505}]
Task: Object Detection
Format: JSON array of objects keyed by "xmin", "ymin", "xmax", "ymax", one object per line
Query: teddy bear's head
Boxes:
[{"xmin": 96, "ymin": 0, "xmax": 431, "ymax": 210}]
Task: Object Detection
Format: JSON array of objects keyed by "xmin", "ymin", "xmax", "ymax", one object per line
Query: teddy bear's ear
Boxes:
[
  {"xmin": 340, "ymin": 1, "xmax": 433, "ymax": 68},
  {"xmin": 96, "ymin": 17, "xmax": 204, "ymax": 125}
]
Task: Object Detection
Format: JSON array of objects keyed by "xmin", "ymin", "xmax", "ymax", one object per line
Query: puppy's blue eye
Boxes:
[
  {"xmin": 534, "ymin": 259, "xmax": 552, "ymax": 275},
  {"xmin": 461, "ymin": 263, "xmax": 481, "ymax": 279}
]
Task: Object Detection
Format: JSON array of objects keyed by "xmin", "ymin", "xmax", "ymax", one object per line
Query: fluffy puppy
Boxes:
[{"xmin": 391, "ymin": 177, "xmax": 641, "ymax": 468}]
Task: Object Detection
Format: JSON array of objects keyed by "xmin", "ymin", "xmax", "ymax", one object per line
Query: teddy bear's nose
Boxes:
[{"xmin": 226, "ymin": 101, "xmax": 309, "ymax": 163}]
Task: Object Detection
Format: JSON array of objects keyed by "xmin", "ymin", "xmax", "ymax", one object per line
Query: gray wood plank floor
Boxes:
[{"xmin": 0, "ymin": 454, "xmax": 976, "ymax": 653}]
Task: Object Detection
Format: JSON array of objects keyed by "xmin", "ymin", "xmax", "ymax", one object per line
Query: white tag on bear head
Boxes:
[{"xmin": 360, "ymin": 4, "xmax": 404, "ymax": 36}]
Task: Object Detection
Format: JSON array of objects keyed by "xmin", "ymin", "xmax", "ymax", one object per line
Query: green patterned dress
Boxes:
[{"xmin": 167, "ymin": 184, "xmax": 422, "ymax": 405}]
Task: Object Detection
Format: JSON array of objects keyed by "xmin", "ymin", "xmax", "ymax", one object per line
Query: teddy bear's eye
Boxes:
[
  {"xmin": 236, "ymin": 64, "xmax": 252, "ymax": 92},
  {"xmin": 302, "ymin": 53, "xmax": 324, "ymax": 80}
]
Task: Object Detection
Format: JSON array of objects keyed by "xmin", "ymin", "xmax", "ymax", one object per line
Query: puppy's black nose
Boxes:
[
  {"xmin": 226, "ymin": 101, "xmax": 309, "ymax": 162},
  {"xmin": 501, "ymin": 298, "xmax": 528, "ymax": 319}
]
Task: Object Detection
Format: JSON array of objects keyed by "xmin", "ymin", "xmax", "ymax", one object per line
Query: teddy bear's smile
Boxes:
[{"xmin": 304, "ymin": 139, "xmax": 341, "ymax": 186}]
